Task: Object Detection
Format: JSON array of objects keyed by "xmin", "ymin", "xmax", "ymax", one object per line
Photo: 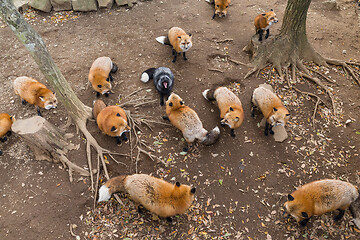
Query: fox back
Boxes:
[
  {"xmin": 88, "ymin": 57, "xmax": 113, "ymax": 95},
  {"xmin": 254, "ymin": 9, "xmax": 278, "ymax": 31}
]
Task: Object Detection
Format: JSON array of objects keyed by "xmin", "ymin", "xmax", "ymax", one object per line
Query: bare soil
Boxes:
[{"xmin": 0, "ymin": 0, "xmax": 360, "ymax": 239}]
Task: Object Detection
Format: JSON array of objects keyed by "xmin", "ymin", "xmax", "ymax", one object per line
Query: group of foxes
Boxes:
[{"xmin": 1, "ymin": 1, "xmax": 359, "ymax": 231}]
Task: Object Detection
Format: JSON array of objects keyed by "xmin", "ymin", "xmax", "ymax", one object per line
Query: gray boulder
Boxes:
[
  {"xmin": 29, "ymin": 0, "xmax": 52, "ymax": 12},
  {"xmin": 98, "ymin": 0, "xmax": 113, "ymax": 9},
  {"xmin": 50, "ymin": 0, "xmax": 72, "ymax": 11},
  {"xmin": 12, "ymin": 0, "xmax": 30, "ymax": 12},
  {"xmin": 72, "ymin": 0, "xmax": 97, "ymax": 11},
  {"xmin": 115, "ymin": 0, "xmax": 137, "ymax": 7},
  {"xmin": 322, "ymin": 0, "xmax": 338, "ymax": 11}
]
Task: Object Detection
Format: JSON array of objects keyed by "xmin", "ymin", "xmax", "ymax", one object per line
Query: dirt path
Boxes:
[{"xmin": 0, "ymin": 0, "xmax": 359, "ymax": 239}]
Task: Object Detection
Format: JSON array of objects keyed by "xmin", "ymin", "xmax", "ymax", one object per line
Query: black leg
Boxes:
[
  {"xmin": 230, "ymin": 129, "xmax": 236, "ymax": 138},
  {"xmin": 258, "ymin": 29, "xmax": 263, "ymax": 41},
  {"xmin": 116, "ymin": 136, "xmax": 121, "ymax": 145},
  {"xmin": 160, "ymin": 93, "xmax": 164, "ymax": 106},
  {"xmin": 265, "ymin": 29, "xmax": 270, "ymax": 39},
  {"xmin": 166, "ymin": 217, "xmax": 173, "ymax": 223},
  {"xmin": 7, "ymin": 131, "xmax": 12, "ymax": 137},
  {"xmin": 111, "ymin": 63, "xmax": 118, "ymax": 73},
  {"xmin": 269, "ymin": 126, "xmax": 274, "ymax": 135},
  {"xmin": 0, "ymin": 137, "xmax": 7, "ymax": 143},
  {"xmin": 22, "ymin": 99, "xmax": 27, "ymax": 105},
  {"xmin": 183, "ymin": 52, "xmax": 187, "ymax": 61},
  {"xmin": 264, "ymin": 121, "xmax": 269, "ymax": 136},
  {"xmin": 251, "ymin": 106, "xmax": 255, "ymax": 118},
  {"xmin": 334, "ymin": 209, "xmax": 345, "ymax": 221},
  {"xmin": 37, "ymin": 107, "xmax": 42, "ymax": 117},
  {"xmin": 121, "ymin": 132, "xmax": 128, "ymax": 142},
  {"xmin": 300, "ymin": 218, "xmax": 309, "ymax": 226},
  {"xmin": 212, "ymin": 13, "xmax": 216, "ymax": 19},
  {"xmin": 96, "ymin": 92, "xmax": 100, "ymax": 98},
  {"xmin": 0, "ymin": 150, "xmax": 2, "ymax": 156},
  {"xmin": 137, "ymin": 206, "xmax": 143, "ymax": 214},
  {"xmin": 162, "ymin": 116, "xmax": 170, "ymax": 121},
  {"xmin": 172, "ymin": 50, "xmax": 177, "ymax": 63},
  {"xmin": 183, "ymin": 144, "xmax": 192, "ymax": 152},
  {"xmin": 109, "ymin": 74, "xmax": 113, "ymax": 82},
  {"xmin": 104, "ymin": 93, "xmax": 109, "ymax": 98}
]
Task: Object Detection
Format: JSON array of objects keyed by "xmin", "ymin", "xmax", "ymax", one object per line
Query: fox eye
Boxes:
[
  {"xmin": 111, "ymin": 126, "xmax": 116, "ymax": 132},
  {"xmin": 116, "ymin": 113, "xmax": 120, "ymax": 117},
  {"xmin": 176, "ymin": 182, "xmax": 181, "ymax": 187},
  {"xmin": 286, "ymin": 113, "xmax": 290, "ymax": 116},
  {"xmin": 98, "ymin": 85, "xmax": 102, "ymax": 88},
  {"xmin": 169, "ymin": 102, "xmax": 173, "ymax": 107},
  {"xmin": 226, "ymin": 5, "xmax": 228, "ymax": 8},
  {"xmin": 273, "ymin": 107, "xmax": 278, "ymax": 112},
  {"xmin": 178, "ymin": 36, "xmax": 181, "ymax": 39},
  {"xmin": 180, "ymin": 101, "xmax": 184, "ymax": 105},
  {"xmin": 216, "ymin": 5, "xmax": 219, "ymax": 8},
  {"xmin": 229, "ymin": 107, "xmax": 234, "ymax": 112}
]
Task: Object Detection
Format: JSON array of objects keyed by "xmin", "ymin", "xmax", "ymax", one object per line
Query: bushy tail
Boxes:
[
  {"xmin": 202, "ymin": 89, "xmax": 216, "ymax": 101},
  {"xmin": 156, "ymin": 36, "xmax": 171, "ymax": 45},
  {"xmin": 350, "ymin": 194, "xmax": 360, "ymax": 229},
  {"xmin": 98, "ymin": 175, "xmax": 127, "ymax": 202},
  {"xmin": 93, "ymin": 99, "xmax": 106, "ymax": 120},
  {"xmin": 200, "ymin": 126, "xmax": 220, "ymax": 145},
  {"xmin": 140, "ymin": 68, "xmax": 157, "ymax": 83}
]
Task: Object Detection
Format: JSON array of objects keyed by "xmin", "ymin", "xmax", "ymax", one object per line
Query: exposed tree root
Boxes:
[{"xmin": 325, "ymin": 58, "xmax": 360, "ymax": 86}]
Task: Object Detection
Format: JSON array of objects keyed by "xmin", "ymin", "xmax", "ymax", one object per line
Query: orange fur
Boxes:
[
  {"xmin": 88, "ymin": 57, "xmax": 113, "ymax": 95},
  {"xmin": 214, "ymin": 0, "xmax": 231, "ymax": 17},
  {"xmin": 96, "ymin": 105, "xmax": 129, "ymax": 137},
  {"xmin": 254, "ymin": 10, "xmax": 278, "ymax": 31},
  {"xmin": 0, "ymin": 113, "xmax": 14, "ymax": 138},
  {"xmin": 168, "ymin": 27, "xmax": 192, "ymax": 53},
  {"xmin": 284, "ymin": 179, "xmax": 359, "ymax": 224},
  {"xmin": 13, "ymin": 76, "xmax": 57, "ymax": 110},
  {"xmin": 100, "ymin": 174, "xmax": 196, "ymax": 218}
]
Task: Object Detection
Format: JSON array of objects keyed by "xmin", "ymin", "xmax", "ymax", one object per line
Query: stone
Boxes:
[
  {"xmin": 97, "ymin": 0, "xmax": 114, "ymax": 9},
  {"xmin": 29, "ymin": 0, "xmax": 52, "ymax": 12},
  {"xmin": 115, "ymin": 0, "xmax": 137, "ymax": 7},
  {"xmin": 322, "ymin": 0, "xmax": 338, "ymax": 11},
  {"xmin": 273, "ymin": 125, "xmax": 288, "ymax": 142},
  {"xmin": 12, "ymin": 0, "xmax": 30, "ymax": 12},
  {"xmin": 50, "ymin": 0, "xmax": 72, "ymax": 11},
  {"xmin": 71, "ymin": 0, "xmax": 97, "ymax": 11}
]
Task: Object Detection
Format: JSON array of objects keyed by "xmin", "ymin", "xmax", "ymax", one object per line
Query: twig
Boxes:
[
  {"xmin": 312, "ymin": 70, "xmax": 337, "ymax": 84},
  {"xmin": 208, "ymin": 68, "xmax": 224, "ymax": 73},
  {"xmin": 215, "ymin": 38, "xmax": 233, "ymax": 43},
  {"xmin": 326, "ymin": 58, "xmax": 360, "ymax": 86},
  {"xmin": 228, "ymin": 58, "xmax": 248, "ymax": 66},
  {"xmin": 69, "ymin": 224, "xmax": 79, "ymax": 238},
  {"xmin": 346, "ymin": 61, "xmax": 360, "ymax": 67},
  {"xmin": 138, "ymin": 146, "xmax": 167, "ymax": 165}
]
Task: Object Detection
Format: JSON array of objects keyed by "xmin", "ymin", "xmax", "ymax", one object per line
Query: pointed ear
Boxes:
[
  {"xmin": 273, "ymin": 107, "xmax": 278, "ymax": 112},
  {"xmin": 301, "ymin": 212, "xmax": 308, "ymax": 218},
  {"xmin": 188, "ymin": 33, "xmax": 192, "ymax": 37},
  {"xmin": 191, "ymin": 187, "xmax": 196, "ymax": 194},
  {"xmin": 288, "ymin": 194, "xmax": 294, "ymax": 201},
  {"xmin": 180, "ymin": 101, "xmax": 184, "ymax": 105},
  {"xmin": 116, "ymin": 113, "xmax": 121, "ymax": 117},
  {"xmin": 39, "ymin": 96, "xmax": 45, "ymax": 102},
  {"xmin": 234, "ymin": 117, "xmax": 239, "ymax": 122},
  {"xmin": 111, "ymin": 126, "xmax": 116, "ymax": 132},
  {"xmin": 270, "ymin": 9, "xmax": 273, "ymax": 11},
  {"xmin": 169, "ymin": 102, "xmax": 173, "ymax": 107},
  {"xmin": 176, "ymin": 182, "xmax": 181, "ymax": 187},
  {"xmin": 229, "ymin": 107, "xmax": 234, "ymax": 112}
]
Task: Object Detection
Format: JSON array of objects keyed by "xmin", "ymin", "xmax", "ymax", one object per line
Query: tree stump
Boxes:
[{"xmin": 11, "ymin": 116, "xmax": 90, "ymax": 181}]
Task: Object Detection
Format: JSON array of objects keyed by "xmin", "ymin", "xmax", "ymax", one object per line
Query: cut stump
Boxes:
[{"xmin": 11, "ymin": 116, "xmax": 90, "ymax": 181}]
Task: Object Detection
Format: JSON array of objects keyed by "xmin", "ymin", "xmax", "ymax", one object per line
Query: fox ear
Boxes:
[
  {"xmin": 301, "ymin": 212, "xmax": 308, "ymax": 218},
  {"xmin": 188, "ymin": 33, "xmax": 192, "ymax": 37},
  {"xmin": 288, "ymin": 194, "xmax": 294, "ymax": 201},
  {"xmin": 270, "ymin": 9, "xmax": 273, "ymax": 11},
  {"xmin": 234, "ymin": 117, "xmax": 239, "ymax": 122},
  {"xmin": 273, "ymin": 107, "xmax": 278, "ymax": 112},
  {"xmin": 116, "ymin": 113, "xmax": 120, "ymax": 117},
  {"xmin": 39, "ymin": 96, "xmax": 45, "ymax": 102},
  {"xmin": 176, "ymin": 182, "xmax": 181, "ymax": 187},
  {"xmin": 191, "ymin": 187, "xmax": 196, "ymax": 194},
  {"xmin": 229, "ymin": 107, "xmax": 234, "ymax": 112},
  {"xmin": 111, "ymin": 126, "xmax": 116, "ymax": 132},
  {"xmin": 180, "ymin": 101, "xmax": 184, "ymax": 105},
  {"xmin": 169, "ymin": 102, "xmax": 173, "ymax": 107}
]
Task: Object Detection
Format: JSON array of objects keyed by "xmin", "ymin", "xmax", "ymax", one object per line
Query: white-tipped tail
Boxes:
[
  {"xmin": 98, "ymin": 185, "xmax": 111, "ymax": 202},
  {"xmin": 212, "ymin": 126, "xmax": 220, "ymax": 134},
  {"xmin": 156, "ymin": 36, "xmax": 167, "ymax": 44},
  {"xmin": 140, "ymin": 72, "xmax": 150, "ymax": 83},
  {"xmin": 202, "ymin": 89, "xmax": 210, "ymax": 100}
]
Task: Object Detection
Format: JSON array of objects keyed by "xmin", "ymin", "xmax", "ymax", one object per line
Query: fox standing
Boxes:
[
  {"xmin": 0, "ymin": 113, "xmax": 15, "ymax": 156},
  {"xmin": 254, "ymin": 9, "xmax": 278, "ymax": 41},
  {"xmin": 284, "ymin": 179, "xmax": 360, "ymax": 227},
  {"xmin": 203, "ymin": 87, "xmax": 244, "ymax": 137},
  {"xmin": 206, "ymin": 0, "xmax": 231, "ymax": 19},
  {"xmin": 164, "ymin": 93, "xmax": 220, "ymax": 151},
  {"xmin": 156, "ymin": 27, "xmax": 192, "ymax": 63},
  {"xmin": 98, "ymin": 174, "xmax": 196, "ymax": 221},
  {"xmin": 13, "ymin": 76, "xmax": 57, "ymax": 116}
]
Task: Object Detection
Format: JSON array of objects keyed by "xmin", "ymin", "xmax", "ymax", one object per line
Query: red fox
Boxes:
[
  {"xmin": 163, "ymin": 93, "xmax": 220, "ymax": 151},
  {"xmin": 98, "ymin": 174, "xmax": 196, "ymax": 221},
  {"xmin": 206, "ymin": 0, "xmax": 231, "ymax": 19},
  {"xmin": 202, "ymin": 87, "xmax": 244, "ymax": 138},
  {"xmin": 156, "ymin": 27, "xmax": 192, "ymax": 63},
  {"xmin": 13, "ymin": 76, "xmax": 57, "ymax": 116},
  {"xmin": 88, "ymin": 57, "xmax": 118, "ymax": 97},
  {"xmin": 284, "ymin": 179, "xmax": 360, "ymax": 227},
  {"xmin": 251, "ymin": 85, "xmax": 290, "ymax": 136},
  {"xmin": 93, "ymin": 99, "xmax": 130, "ymax": 145},
  {"xmin": 0, "ymin": 113, "xmax": 15, "ymax": 156},
  {"xmin": 254, "ymin": 9, "xmax": 278, "ymax": 41}
]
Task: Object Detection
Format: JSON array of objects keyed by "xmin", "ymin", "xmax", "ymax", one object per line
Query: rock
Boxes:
[
  {"xmin": 322, "ymin": 0, "xmax": 338, "ymax": 11},
  {"xmin": 273, "ymin": 125, "xmax": 288, "ymax": 142},
  {"xmin": 115, "ymin": 0, "xmax": 137, "ymax": 7},
  {"xmin": 72, "ymin": 0, "xmax": 97, "ymax": 11},
  {"xmin": 12, "ymin": 0, "xmax": 30, "ymax": 12},
  {"xmin": 97, "ymin": 0, "xmax": 114, "ymax": 9},
  {"xmin": 29, "ymin": 0, "xmax": 52, "ymax": 12},
  {"xmin": 50, "ymin": 0, "xmax": 72, "ymax": 11},
  {"xmin": 258, "ymin": 83, "xmax": 273, "ymax": 92}
]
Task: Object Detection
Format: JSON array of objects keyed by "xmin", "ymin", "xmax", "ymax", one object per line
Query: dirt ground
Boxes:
[{"xmin": 1, "ymin": 0, "xmax": 360, "ymax": 239}]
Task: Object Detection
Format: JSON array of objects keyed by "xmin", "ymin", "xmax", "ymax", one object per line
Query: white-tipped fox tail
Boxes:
[
  {"xmin": 156, "ymin": 36, "xmax": 167, "ymax": 44},
  {"xmin": 98, "ymin": 185, "xmax": 111, "ymax": 202},
  {"xmin": 202, "ymin": 89, "xmax": 210, "ymax": 100},
  {"xmin": 140, "ymin": 72, "xmax": 150, "ymax": 83}
]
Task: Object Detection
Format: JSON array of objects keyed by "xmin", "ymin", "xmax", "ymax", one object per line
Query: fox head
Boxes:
[
  {"xmin": 178, "ymin": 34, "xmax": 192, "ymax": 52},
  {"xmin": 157, "ymin": 75, "xmax": 172, "ymax": 90},
  {"xmin": 172, "ymin": 181, "xmax": 196, "ymax": 211},
  {"xmin": 92, "ymin": 75, "xmax": 112, "ymax": 95},
  {"xmin": 268, "ymin": 107, "xmax": 290, "ymax": 127},
  {"xmin": 214, "ymin": 0, "xmax": 231, "ymax": 17},
  {"xmin": 264, "ymin": 9, "xmax": 278, "ymax": 26},
  {"xmin": 221, "ymin": 107, "xmax": 243, "ymax": 129},
  {"xmin": 166, "ymin": 93, "xmax": 185, "ymax": 110},
  {"xmin": 107, "ymin": 111, "xmax": 130, "ymax": 137},
  {"xmin": 38, "ymin": 88, "xmax": 57, "ymax": 110},
  {"xmin": 284, "ymin": 194, "xmax": 311, "ymax": 223}
]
